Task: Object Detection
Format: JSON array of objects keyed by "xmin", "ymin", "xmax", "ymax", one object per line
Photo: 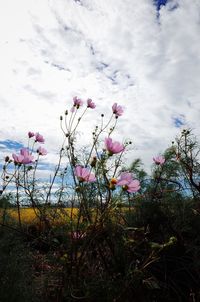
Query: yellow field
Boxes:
[
  {"xmin": 0, "ymin": 206, "xmax": 132, "ymax": 226},
  {"xmin": 0, "ymin": 207, "xmax": 79, "ymax": 225}
]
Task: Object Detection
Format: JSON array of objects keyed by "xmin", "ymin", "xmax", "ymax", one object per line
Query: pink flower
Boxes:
[
  {"xmin": 117, "ymin": 172, "xmax": 140, "ymax": 193},
  {"xmin": 105, "ymin": 137, "xmax": 125, "ymax": 155},
  {"xmin": 74, "ymin": 165, "xmax": 96, "ymax": 182},
  {"xmin": 71, "ymin": 96, "xmax": 83, "ymax": 112},
  {"xmin": 73, "ymin": 96, "xmax": 83, "ymax": 107},
  {"xmin": 71, "ymin": 231, "xmax": 86, "ymax": 240},
  {"xmin": 153, "ymin": 156, "xmax": 165, "ymax": 165},
  {"xmin": 35, "ymin": 133, "xmax": 45, "ymax": 143},
  {"xmin": 28, "ymin": 131, "xmax": 35, "ymax": 138},
  {"xmin": 12, "ymin": 148, "xmax": 34, "ymax": 164},
  {"xmin": 37, "ymin": 146, "xmax": 47, "ymax": 156},
  {"xmin": 112, "ymin": 103, "xmax": 123, "ymax": 117},
  {"xmin": 117, "ymin": 172, "xmax": 133, "ymax": 186},
  {"xmin": 87, "ymin": 98, "xmax": 96, "ymax": 109},
  {"xmin": 125, "ymin": 179, "xmax": 140, "ymax": 193}
]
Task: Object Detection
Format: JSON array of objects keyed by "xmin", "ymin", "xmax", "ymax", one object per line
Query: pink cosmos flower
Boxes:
[
  {"xmin": 12, "ymin": 148, "xmax": 34, "ymax": 164},
  {"xmin": 87, "ymin": 98, "xmax": 96, "ymax": 109},
  {"xmin": 73, "ymin": 96, "xmax": 83, "ymax": 107},
  {"xmin": 105, "ymin": 137, "xmax": 125, "ymax": 155},
  {"xmin": 153, "ymin": 155, "xmax": 165, "ymax": 165},
  {"xmin": 37, "ymin": 146, "xmax": 47, "ymax": 156},
  {"xmin": 71, "ymin": 96, "xmax": 84, "ymax": 112},
  {"xmin": 117, "ymin": 172, "xmax": 133, "ymax": 186},
  {"xmin": 28, "ymin": 131, "xmax": 35, "ymax": 138},
  {"xmin": 74, "ymin": 165, "xmax": 96, "ymax": 182},
  {"xmin": 70, "ymin": 96, "xmax": 83, "ymax": 112},
  {"xmin": 112, "ymin": 103, "xmax": 124, "ymax": 117},
  {"xmin": 117, "ymin": 172, "xmax": 140, "ymax": 193},
  {"xmin": 71, "ymin": 231, "xmax": 86, "ymax": 240},
  {"xmin": 35, "ymin": 133, "xmax": 45, "ymax": 143}
]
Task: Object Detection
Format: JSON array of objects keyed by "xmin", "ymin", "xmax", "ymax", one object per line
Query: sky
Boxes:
[{"xmin": 0, "ymin": 0, "xmax": 200, "ymax": 178}]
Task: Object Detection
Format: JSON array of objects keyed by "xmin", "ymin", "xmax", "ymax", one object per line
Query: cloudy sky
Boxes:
[{"xmin": 0, "ymin": 0, "xmax": 200, "ymax": 176}]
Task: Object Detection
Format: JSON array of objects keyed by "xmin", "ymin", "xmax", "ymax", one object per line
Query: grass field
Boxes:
[
  {"xmin": 0, "ymin": 207, "xmax": 80, "ymax": 225},
  {"xmin": 0, "ymin": 206, "xmax": 130, "ymax": 226}
]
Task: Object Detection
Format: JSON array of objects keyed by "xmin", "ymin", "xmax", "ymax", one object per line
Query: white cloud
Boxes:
[{"xmin": 0, "ymin": 0, "xmax": 200, "ymax": 175}]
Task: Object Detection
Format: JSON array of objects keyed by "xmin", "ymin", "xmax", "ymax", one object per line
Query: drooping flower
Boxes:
[
  {"xmin": 153, "ymin": 155, "xmax": 165, "ymax": 165},
  {"xmin": 35, "ymin": 133, "xmax": 45, "ymax": 143},
  {"xmin": 74, "ymin": 165, "xmax": 96, "ymax": 182},
  {"xmin": 74, "ymin": 96, "xmax": 83, "ymax": 107},
  {"xmin": 73, "ymin": 96, "xmax": 83, "ymax": 109},
  {"xmin": 12, "ymin": 148, "xmax": 34, "ymax": 164},
  {"xmin": 112, "ymin": 103, "xmax": 123, "ymax": 117},
  {"xmin": 28, "ymin": 131, "xmax": 35, "ymax": 138},
  {"xmin": 105, "ymin": 137, "xmax": 125, "ymax": 155},
  {"xmin": 71, "ymin": 230, "xmax": 86, "ymax": 240},
  {"xmin": 117, "ymin": 172, "xmax": 140, "ymax": 193},
  {"xmin": 37, "ymin": 146, "xmax": 47, "ymax": 156},
  {"xmin": 71, "ymin": 96, "xmax": 84, "ymax": 112},
  {"xmin": 87, "ymin": 98, "xmax": 96, "ymax": 109}
]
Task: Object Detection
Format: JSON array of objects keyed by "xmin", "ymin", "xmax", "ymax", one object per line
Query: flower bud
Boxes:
[
  {"xmin": 75, "ymin": 186, "xmax": 81, "ymax": 192},
  {"xmin": 60, "ymin": 116, "xmax": 63, "ymax": 120},
  {"xmin": 90, "ymin": 156, "xmax": 97, "ymax": 167},
  {"xmin": 110, "ymin": 178, "xmax": 117, "ymax": 185},
  {"xmin": 5, "ymin": 156, "xmax": 9, "ymax": 162}
]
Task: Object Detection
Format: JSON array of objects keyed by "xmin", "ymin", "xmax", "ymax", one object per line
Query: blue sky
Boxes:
[
  {"xmin": 154, "ymin": 0, "xmax": 168, "ymax": 10},
  {"xmin": 0, "ymin": 0, "xmax": 200, "ymax": 176}
]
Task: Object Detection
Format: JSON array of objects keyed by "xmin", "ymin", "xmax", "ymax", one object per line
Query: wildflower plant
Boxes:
[
  {"xmin": 1, "ymin": 98, "xmax": 140, "ymax": 227},
  {"xmin": 58, "ymin": 97, "xmax": 140, "ymax": 224},
  {"xmin": 0, "ymin": 97, "xmax": 145, "ymax": 300}
]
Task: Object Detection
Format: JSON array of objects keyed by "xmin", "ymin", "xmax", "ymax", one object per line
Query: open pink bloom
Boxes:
[
  {"xmin": 35, "ymin": 133, "xmax": 45, "ymax": 143},
  {"xmin": 75, "ymin": 165, "xmax": 96, "ymax": 182},
  {"xmin": 117, "ymin": 172, "xmax": 133, "ymax": 186},
  {"xmin": 71, "ymin": 96, "xmax": 83, "ymax": 112},
  {"xmin": 112, "ymin": 103, "xmax": 123, "ymax": 117},
  {"xmin": 105, "ymin": 137, "xmax": 125, "ymax": 155},
  {"xmin": 117, "ymin": 172, "xmax": 140, "ymax": 193},
  {"xmin": 153, "ymin": 155, "xmax": 165, "ymax": 165},
  {"xmin": 12, "ymin": 148, "xmax": 34, "ymax": 164},
  {"xmin": 73, "ymin": 96, "xmax": 83, "ymax": 107},
  {"xmin": 37, "ymin": 146, "xmax": 47, "ymax": 156},
  {"xmin": 87, "ymin": 98, "xmax": 96, "ymax": 109},
  {"xmin": 28, "ymin": 131, "xmax": 35, "ymax": 138}
]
